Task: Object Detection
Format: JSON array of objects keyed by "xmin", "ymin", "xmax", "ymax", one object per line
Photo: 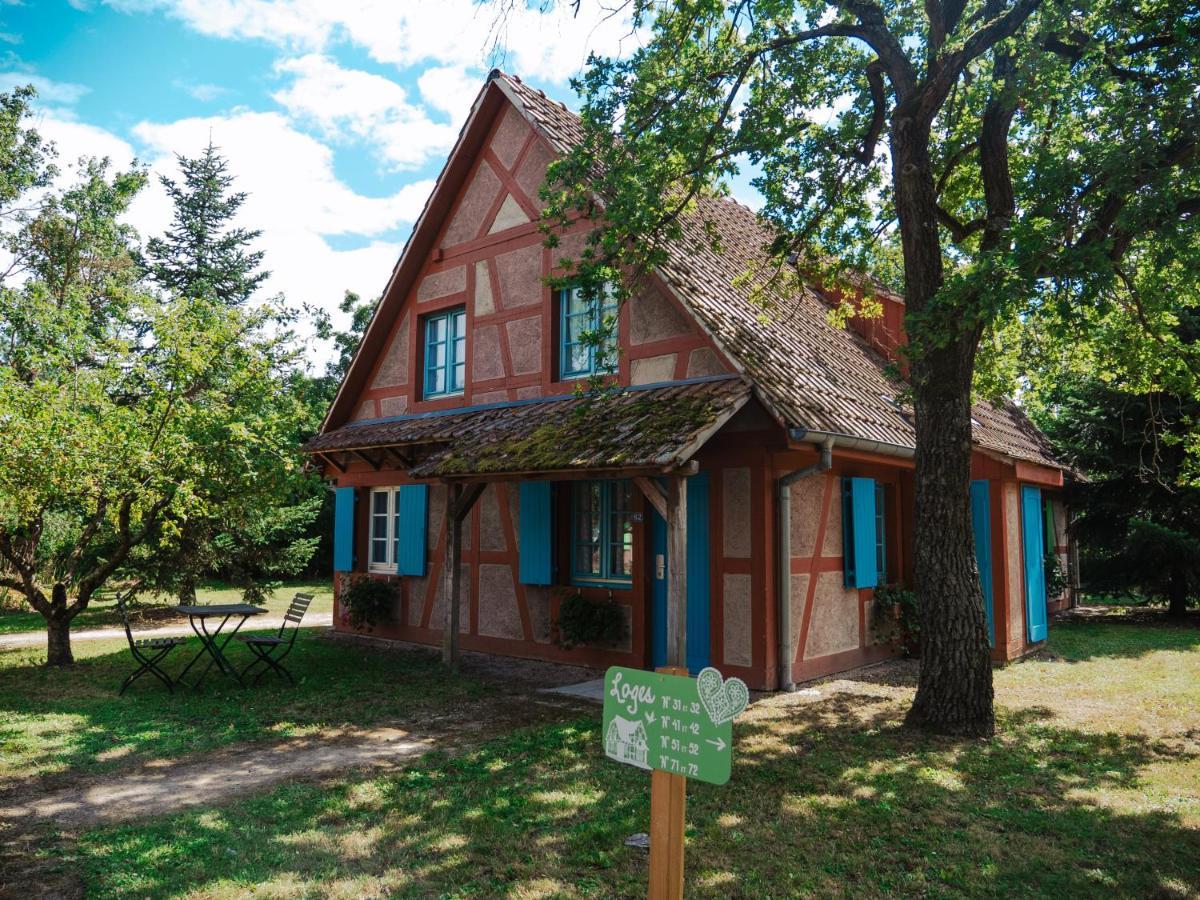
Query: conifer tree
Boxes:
[{"xmin": 145, "ymin": 141, "xmax": 267, "ymax": 306}]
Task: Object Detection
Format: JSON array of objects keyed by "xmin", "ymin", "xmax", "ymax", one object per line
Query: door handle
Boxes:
[{"xmin": 655, "ymin": 554, "xmax": 665, "ymax": 579}]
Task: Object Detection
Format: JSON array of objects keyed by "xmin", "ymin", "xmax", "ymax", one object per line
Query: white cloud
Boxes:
[
  {"xmin": 272, "ymin": 54, "xmax": 457, "ymax": 169},
  {"xmin": 107, "ymin": 0, "xmax": 644, "ymax": 84},
  {"xmin": 417, "ymin": 64, "xmax": 483, "ymax": 124},
  {"xmin": 33, "ymin": 107, "xmax": 432, "ymax": 355},
  {"xmin": 172, "ymin": 79, "xmax": 228, "ymax": 102},
  {"xmin": 36, "ymin": 114, "xmax": 139, "ymax": 174},
  {"xmin": 129, "ymin": 111, "xmax": 431, "ymax": 318},
  {"xmin": 107, "ymin": 0, "xmax": 332, "ymax": 50},
  {"xmin": 0, "ymin": 72, "xmax": 90, "ymax": 105}
]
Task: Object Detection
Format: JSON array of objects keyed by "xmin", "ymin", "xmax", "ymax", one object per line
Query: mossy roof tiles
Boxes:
[{"xmin": 306, "ymin": 376, "xmax": 750, "ymax": 477}]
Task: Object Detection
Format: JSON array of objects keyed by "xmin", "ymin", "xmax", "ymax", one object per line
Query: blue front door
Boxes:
[{"xmin": 650, "ymin": 472, "xmax": 711, "ymax": 672}]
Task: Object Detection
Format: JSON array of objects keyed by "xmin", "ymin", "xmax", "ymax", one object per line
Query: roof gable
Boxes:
[{"xmin": 322, "ymin": 71, "xmax": 1061, "ymax": 471}]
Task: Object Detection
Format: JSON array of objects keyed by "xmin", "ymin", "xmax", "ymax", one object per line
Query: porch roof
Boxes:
[{"xmin": 304, "ymin": 375, "xmax": 751, "ymax": 480}]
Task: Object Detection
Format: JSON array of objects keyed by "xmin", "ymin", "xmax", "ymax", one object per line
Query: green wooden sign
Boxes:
[{"xmin": 602, "ymin": 666, "xmax": 749, "ymax": 786}]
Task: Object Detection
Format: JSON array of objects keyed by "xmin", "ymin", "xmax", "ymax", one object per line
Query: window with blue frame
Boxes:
[
  {"xmin": 842, "ymin": 477, "xmax": 887, "ymax": 588},
  {"xmin": 559, "ymin": 284, "xmax": 617, "ymax": 379},
  {"xmin": 423, "ymin": 307, "xmax": 466, "ymax": 398},
  {"xmin": 571, "ymin": 480, "xmax": 634, "ymax": 585}
]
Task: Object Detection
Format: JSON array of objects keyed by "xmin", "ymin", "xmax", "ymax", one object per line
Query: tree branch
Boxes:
[
  {"xmin": 836, "ymin": 1, "xmax": 919, "ymax": 96},
  {"xmin": 856, "ymin": 59, "xmax": 888, "ymax": 164},
  {"xmin": 919, "ymin": 0, "xmax": 1044, "ymax": 123},
  {"xmin": 937, "ymin": 206, "xmax": 986, "ymax": 242}
]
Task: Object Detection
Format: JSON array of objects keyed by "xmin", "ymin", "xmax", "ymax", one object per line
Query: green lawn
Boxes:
[
  {"xmin": 0, "ymin": 629, "xmax": 498, "ymax": 787},
  {"xmin": 0, "ymin": 579, "xmax": 334, "ymax": 636},
  {"xmin": 22, "ymin": 616, "xmax": 1198, "ymax": 898}
]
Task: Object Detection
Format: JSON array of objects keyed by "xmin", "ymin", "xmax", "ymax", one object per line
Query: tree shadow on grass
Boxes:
[
  {"xmin": 0, "ymin": 634, "xmax": 508, "ymax": 793},
  {"xmin": 55, "ymin": 690, "xmax": 1200, "ymax": 899}
]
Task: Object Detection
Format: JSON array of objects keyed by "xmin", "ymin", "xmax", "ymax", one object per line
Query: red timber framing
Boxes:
[{"xmin": 314, "ymin": 73, "xmax": 1074, "ymax": 692}]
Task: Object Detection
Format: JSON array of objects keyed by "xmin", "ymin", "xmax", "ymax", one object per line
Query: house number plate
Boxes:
[{"xmin": 602, "ymin": 666, "xmax": 748, "ymax": 785}]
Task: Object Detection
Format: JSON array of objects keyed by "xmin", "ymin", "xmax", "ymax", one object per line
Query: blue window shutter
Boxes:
[
  {"xmin": 519, "ymin": 482, "xmax": 552, "ymax": 585},
  {"xmin": 970, "ymin": 480, "xmax": 995, "ymax": 647},
  {"xmin": 333, "ymin": 487, "xmax": 355, "ymax": 573},
  {"xmin": 1021, "ymin": 485, "xmax": 1049, "ymax": 642},
  {"xmin": 395, "ymin": 485, "xmax": 428, "ymax": 576},
  {"xmin": 845, "ymin": 477, "xmax": 878, "ymax": 588}
]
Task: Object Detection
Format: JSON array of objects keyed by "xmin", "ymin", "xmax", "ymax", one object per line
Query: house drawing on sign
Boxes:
[
  {"xmin": 304, "ymin": 70, "xmax": 1075, "ymax": 691},
  {"xmin": 605, "ymin": 716, "xmax": 650, "ymax": 769}
]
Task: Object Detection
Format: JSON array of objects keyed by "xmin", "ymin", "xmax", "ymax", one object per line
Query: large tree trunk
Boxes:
[
  {"xmin": 905, "ymin": 348, "xmax": 995, "ymax": 736},
  {"xmin": 45, "ymin": 583, "xmax": 74, "ymax": 667},
  {"xmin": 892, "ymin": 111, "xmax": 995, "ymax": 736}
]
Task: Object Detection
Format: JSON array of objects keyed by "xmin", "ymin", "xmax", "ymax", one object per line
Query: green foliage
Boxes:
[
  {"xmin": 338, "ymin": 576, "xmax": 397, "ymax": 632},
  {"xmin": 1036, "ymin": 378, "xmax": 1200, "ymax": 615},
  {"xmin": 554, "ymin": 589, "xmax": 625, "ymax": 649},
  {"xmin": 314, "ymin": 289, "xmax": 376, "ymax": 384},
  {"xmin": 0, "ymin": 100, "xmax": 320, "ymax": 661},
  {"xmin": 871, "ymin": 584, "xmax": 921, "ymax": 657},
  {"xmin": 542, "ymin": 0, "xmax": 1200, "ymax": 374},
  {"xmin": 530, "ymin": 0, "xmax": 1200, "ymax": 731},
  {"xmin": 1044, "ymin": 552, "xmax": 1069, "ymax": 601}
]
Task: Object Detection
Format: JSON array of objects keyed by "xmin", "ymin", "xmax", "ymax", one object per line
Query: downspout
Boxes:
[{"xmin": 777, "ymin": 436, "xmax": 834, "ymax": 692}]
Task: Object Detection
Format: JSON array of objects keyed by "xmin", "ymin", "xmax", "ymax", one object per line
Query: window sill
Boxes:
[
  {"xmin": 569, "ymin": 577, "xmax": 633, "ymax": 590},
  {"xmin": 368, "ymin": 565, "xmax": 398, "ymax": 576},
  {"xmin": 422, "ymin": 390, "xmax": 466, "ymax": 401}
]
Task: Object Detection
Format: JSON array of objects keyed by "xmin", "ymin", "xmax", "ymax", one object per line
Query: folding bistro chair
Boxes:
[
  {"xmin": 235, "ymin": 592, "xmax": 314, "ymax": 686},
  {"xmin": 117, "ymin": 596, "xmax": 187, "ymax": 695}
]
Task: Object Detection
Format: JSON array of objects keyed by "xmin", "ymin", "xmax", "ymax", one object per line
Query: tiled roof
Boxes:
[
  {"xmin": 307, "ymin": 376, "xmax": 751, "ymax": 478},
  {"xmin": 494, "ymin": 72, "xmax": 1062, "ymax": 470}
]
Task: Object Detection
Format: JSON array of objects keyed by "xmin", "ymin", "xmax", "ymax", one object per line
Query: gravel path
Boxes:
[
  {"xmin": 0, "ymin": 725, "xmax": 431, "ymax": 827},
  {"xmin": 0, "ymin": 646, "xmax": 596, "ymax": 829}
]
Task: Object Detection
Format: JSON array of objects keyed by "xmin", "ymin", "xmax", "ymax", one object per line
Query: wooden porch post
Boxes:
[
  {"xmin": 665, "ymin": 474, "xmax": 688, "ymax": 669},
  {"xmin": 442, "ymin": 482, "xmax": 485, "ymax": 672}
]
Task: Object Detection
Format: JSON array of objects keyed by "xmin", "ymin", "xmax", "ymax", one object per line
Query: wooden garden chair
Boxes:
[
  {"xmin": 235, "ymin": 592, "xmax": 314, "ymax": 686},
  {"xmin": 117, "ymin": 596, "xmax": 187, "ymax": 695}
]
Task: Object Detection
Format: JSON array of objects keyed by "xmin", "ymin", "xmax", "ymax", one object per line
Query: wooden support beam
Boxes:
[
  {"xmin": 442, "ymin": 484, "xmax": 464, "ymax": 672},
  {"xmin": 442, "ymin": 482, "xmax": 485, "ymax": 673},
  {"xmin": 351, "ymin": 449, "xmax": 382, "ymax": 470},
  {"xmin": 452, "ymin": 482, "xmax": 487, "ymax": 522},
  {"xmin": 666, "ymin": 474, "xmax": 688, "ymax": 670},
  {"xmin": 316, "ymin": 452, "xmax": 345, "ymax": 473},
  {"xmin": 633, "ymin": 476, "xmax": 668, "ymax": 520},
  {"xmin": 384, "ymin": 446, "xmax": 412, "ymax": 467}
]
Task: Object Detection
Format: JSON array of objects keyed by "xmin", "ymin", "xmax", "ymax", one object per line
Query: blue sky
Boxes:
[{"xmin": 1, "ymin": 1, "xmax": 759, "ymax": 359}]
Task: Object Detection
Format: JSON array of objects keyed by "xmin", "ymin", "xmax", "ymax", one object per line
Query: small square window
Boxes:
[
  {"xmin": 559, "ymin": 285, "xmax": 617, "ymax": 380},
  {"xmin": 423, "ymin": 307, "xmax": 466, "ymax": 398}
]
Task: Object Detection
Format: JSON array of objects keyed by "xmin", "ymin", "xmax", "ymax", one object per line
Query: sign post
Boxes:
[{"xmin": 602, "ymin": 665, "xmax": 749, "ymax": 899}]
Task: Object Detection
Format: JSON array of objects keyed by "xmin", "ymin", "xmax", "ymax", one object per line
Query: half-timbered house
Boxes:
[{"xmin": 304, "ymin": 71, "xmax": 1073, "ymax": 691}]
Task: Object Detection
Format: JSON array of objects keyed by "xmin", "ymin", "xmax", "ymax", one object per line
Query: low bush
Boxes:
[{"xmin": 339, "ymin": 577, "xmax": 397, "ymax": 632}]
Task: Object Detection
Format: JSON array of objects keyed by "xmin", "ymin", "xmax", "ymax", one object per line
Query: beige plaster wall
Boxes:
[
  {"xmin": 803, "ymin": 572, "xmax": 860, "ymax": 659},
  {"xmin": 722, "ymin": 573, "xmax": 753, "ymax": 666}
]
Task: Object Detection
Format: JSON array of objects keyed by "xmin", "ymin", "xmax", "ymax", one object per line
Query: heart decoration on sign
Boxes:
[{"xmin": 696, "ymin": 667, "xmax": 749, "ymax": 725}]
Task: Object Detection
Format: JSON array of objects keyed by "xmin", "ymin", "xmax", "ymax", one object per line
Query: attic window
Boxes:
[
  {"xmin": 559, "ymin": 285, "xmax": 617, "ymax": 380},
  {"xmin": 423, "ymin": 307, "xmax": 466, "ymax": 399}
]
